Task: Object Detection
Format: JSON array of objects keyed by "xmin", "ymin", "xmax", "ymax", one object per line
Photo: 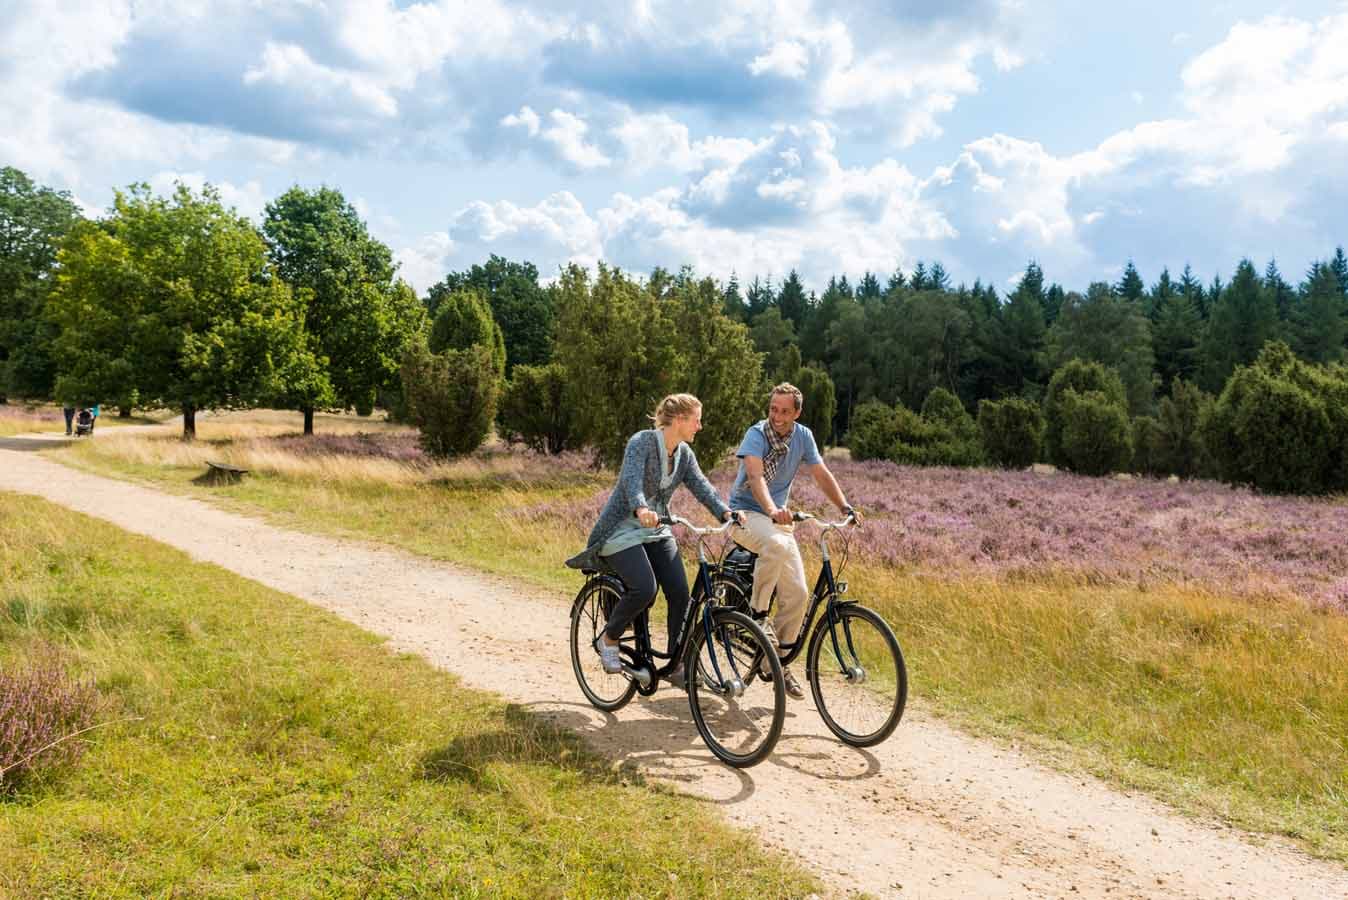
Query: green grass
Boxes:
[
  {"xmin": 0, "ymin": 492, "xmax": 817, "ymax": 897},
  {"xmin": 44, "ymin": 428, "xmax": 1348, "ymax": 863}
]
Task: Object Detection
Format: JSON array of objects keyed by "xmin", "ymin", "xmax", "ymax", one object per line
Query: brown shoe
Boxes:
[{"xmin": 781, "ymin": 666, "xmax": 805, "ymax": 700}]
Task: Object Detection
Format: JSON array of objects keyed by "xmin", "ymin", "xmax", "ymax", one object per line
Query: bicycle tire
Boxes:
[
  {"xmin": 806, "ymin": 603, "xmax": 906, "ymax": 747},
  {"xmin": 685, "ymin": 608, "xmax": 785, "ymax": 768},
  {"xmin": 569, "ymin": 581, "xmax": 638, "ymax": 712}
]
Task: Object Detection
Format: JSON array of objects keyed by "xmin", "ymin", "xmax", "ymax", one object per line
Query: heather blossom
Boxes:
[{"xmin": 513, "ymin": 456, "xmax": 1348, "ymax": 612}]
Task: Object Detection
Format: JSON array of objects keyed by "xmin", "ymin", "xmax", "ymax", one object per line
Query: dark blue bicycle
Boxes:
[
  {"xmin": 713, "ymin": 511, "xmax": 907, "ymax": 747},
  {"xmin": 568, "ymin": 514, "xmax": 786, "ymax": 768}
]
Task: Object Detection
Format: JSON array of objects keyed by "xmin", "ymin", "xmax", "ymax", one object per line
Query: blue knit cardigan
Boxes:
[{"xmin": 565, "ymin": 429, "xmax": 729, "ymax": 570}]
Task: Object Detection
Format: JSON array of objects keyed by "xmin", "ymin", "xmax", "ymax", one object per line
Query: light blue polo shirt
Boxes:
[{"xmin": 728, "ymin": 421, "xmax": 822, "ymax": 515}]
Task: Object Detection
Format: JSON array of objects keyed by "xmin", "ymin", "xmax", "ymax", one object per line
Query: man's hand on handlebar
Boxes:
[
  {"xmin": 771, "ymin": 507, "xmax": 793, "ymax": 526},
  {"xmin": 842, "ymin": 504, "xmax": 863, "ymax": 524}
]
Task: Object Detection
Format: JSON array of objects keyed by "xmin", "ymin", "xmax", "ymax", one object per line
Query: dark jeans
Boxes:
[
  {"xmin": 63, "ymin": 407, "xmax": 75, "ymax": 433},
  {"xmin": 601, "ymin": 538, "xmax": 689, "ymax": 655}
]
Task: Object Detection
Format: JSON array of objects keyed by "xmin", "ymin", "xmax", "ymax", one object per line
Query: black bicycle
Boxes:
[
  {"xmin": 712, "ymin": 511, "xmax": 907, "ymax": 747},
  {"xmin": 568, "ymin": 514, "xmax": 786, "ymax": 768}
]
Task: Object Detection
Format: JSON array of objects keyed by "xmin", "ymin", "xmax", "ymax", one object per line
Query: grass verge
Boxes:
[
  {"xmin": 43, "ymin": 419, "xmax": 1348, "ymax": 862},
  {"xmin": 0, "ymin": 491, "xmax": 816, "ymax": 897}
]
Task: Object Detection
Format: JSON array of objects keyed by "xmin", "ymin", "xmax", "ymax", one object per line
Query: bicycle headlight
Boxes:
[{"xmin": 835, "ymin": 580, "xmax": 848, "ymax": 594}]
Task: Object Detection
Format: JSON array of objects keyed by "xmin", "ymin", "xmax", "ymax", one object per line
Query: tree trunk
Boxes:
[
  {"xmin": 119, "ymin": 406, "xmax": 132, "ymax": 418},
  {"xmin": 182, "ymin": 404, "xmax": 197, "ymax": 441},
  {"xmin": 303, "ymin": 406, "xmax": 314, "ymax": 436}
]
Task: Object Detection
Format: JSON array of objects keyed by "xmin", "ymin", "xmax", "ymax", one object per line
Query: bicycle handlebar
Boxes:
[
  {"xmin": 658, "ymin": 513, "xmax": 742, "ymax": 535},
  {"xmin": 791, "ymin": 510, "xmax": 859, "ymax": 530}
]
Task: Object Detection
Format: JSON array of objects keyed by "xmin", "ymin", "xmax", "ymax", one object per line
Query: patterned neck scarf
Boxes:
[{"xmin": 762, "ymin": 420, "xmax": 793, "ymax": 482}]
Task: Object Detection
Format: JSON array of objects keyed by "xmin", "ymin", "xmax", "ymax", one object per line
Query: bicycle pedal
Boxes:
[{"xmin": 621, "ymin": 663, "xmax": 654, "ymax": 689}]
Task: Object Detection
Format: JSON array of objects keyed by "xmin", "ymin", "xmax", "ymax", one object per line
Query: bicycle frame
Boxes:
[
  {"xmin": 582, "ymin": 516, "xmax": 750, "ymax": 695},
  {"xmin": 717, "ymin": 513, "xmax": 860, "ymax": 671}
]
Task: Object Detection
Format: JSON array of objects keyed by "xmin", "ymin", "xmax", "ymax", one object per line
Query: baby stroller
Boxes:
[{"xmin": 74, "ymin": 408, "xmax": 94, "ymax": 437}]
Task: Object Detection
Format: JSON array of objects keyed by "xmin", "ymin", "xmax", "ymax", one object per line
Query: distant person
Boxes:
[
  {"xmin": 63, "ymin": 404, "xmax": 75, "ymax": 435},
  {"xmin": 566, "ymin": 393, "xmax": 737, "ymax": 682},
  {"xmin": 727, "ymin": 382, "xmax": 860, "ymax": 700},
  {"xmin": 90, "ymin": 403, "xmax": 100, "ymax": 433}
]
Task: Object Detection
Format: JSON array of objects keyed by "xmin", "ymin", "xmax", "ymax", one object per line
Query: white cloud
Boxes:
[
  {"xmin": 501, "ymin": 106, "xmax": 611, "ymax": 170},
  {"xmin": 541, "ymin": 110, "xmax": 611, "ymax": 170},
  {"xmin": 610, "ymin": 112, "xmax": 764, "ymax": 174},
  {"xmin": 501, "ymin": 105, "xmax": 542, "ymax": 137},
  {"xmin": 748, "ymin": 40, "xmax": 809, "ymax": 79},
  {"xmin": 395, "ymin": 230, "xmax": 454, "ymax": 293},
  {"xmin": 244, "ymin": 42, "xmax": 398, "ymax": 118},
  {"xmin": 446, "ymin": 192, "xmax": 604, "ymax": 276}
]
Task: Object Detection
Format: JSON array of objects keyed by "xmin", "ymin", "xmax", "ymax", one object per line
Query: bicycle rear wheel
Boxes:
[
  {"xmin": 806, "ymin": 603, "xmax": 906, "ymax": 747},
  {"xmin": 570, "ymin": 581, "xmax": 637, "ymax": 712},
  {"xmin": 685, "ymin": 609, "xmax": 784, "ymax": 768}
]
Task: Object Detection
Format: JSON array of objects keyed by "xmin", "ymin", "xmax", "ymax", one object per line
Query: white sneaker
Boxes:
[{"xmin": 593, "ymin": 635, "xmax": 623, "ymax": 674}]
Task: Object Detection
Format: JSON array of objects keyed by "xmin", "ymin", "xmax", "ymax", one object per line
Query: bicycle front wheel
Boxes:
[
  {"xmin": 685, "ymin": 609, "xmax": 785, "ymax": 768},
  {"xmin": 569, "ymin": 581, "xmax": 637, "ymax": 712},
  {"xmin": 806, "ymin": 603, "xmax": 907, "ymax": 747}
]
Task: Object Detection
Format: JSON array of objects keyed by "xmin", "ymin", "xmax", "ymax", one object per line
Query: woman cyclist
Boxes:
[{"xmin": 565, "ymin": 393, "xmax": 736, "ymax": 682}]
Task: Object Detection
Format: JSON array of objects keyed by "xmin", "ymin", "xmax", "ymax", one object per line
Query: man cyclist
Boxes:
[{"xmin": 728, "ymin": 382, "xmax": 859, "ymax": 699}]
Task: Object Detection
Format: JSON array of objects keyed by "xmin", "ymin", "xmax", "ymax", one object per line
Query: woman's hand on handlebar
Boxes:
[{"xmin": 635, "ymin": 506, "xmax": 659, "ymax": 528}]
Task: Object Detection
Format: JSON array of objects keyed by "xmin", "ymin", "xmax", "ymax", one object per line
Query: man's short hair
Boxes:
[{"xmin": 770, "ymin": 382, "xmax": 803, "ymax": 412}]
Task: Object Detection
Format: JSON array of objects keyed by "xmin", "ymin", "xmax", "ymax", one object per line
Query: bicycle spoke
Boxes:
[
  {"xmin": 687, "ymin": 611, "xmax": 784, "ymax": 767},
  {"xmin": 808, "ymin": 605, "xmax": 906, "ymax": 747}
]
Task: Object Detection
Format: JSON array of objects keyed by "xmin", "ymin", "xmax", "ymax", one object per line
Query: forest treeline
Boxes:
[{"xmin": 3, "ymin": 166, "xmax": 1346, "ymax": 493}]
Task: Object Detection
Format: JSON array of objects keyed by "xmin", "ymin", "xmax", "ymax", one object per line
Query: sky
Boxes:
[{"xmin": 3, "ymin": 0, "xmax": 1347, "ymax": 296}]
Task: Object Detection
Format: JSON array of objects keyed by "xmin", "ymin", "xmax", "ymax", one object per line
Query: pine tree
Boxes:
[
  {"xmin": 1291, "ymin": 262, "xmax": 1346, "ymax": 363},
  {"xmin": 1115, "ymin": 260, "xmax": 1145, "ymax": 303},
  {"xmin": 745, "ymin": 275, "xmax": 773, "ymax": 319},
  {"xmin": 1331, "ymin": 246, "xmax": 1348, "ymax": 297},
  {"xmin": 1199, "ymin": 260, "xmax": 1277, "ymax": 391},
  {"xmin": 1152, "ymin": 287, "xmax": 1202, "ymax": 385},
  {"xmin": 1043, "ymin": 283, "xmax": 1065, "ymax": 326},
  {"xmin": 885, "ymin": 267, "xmax": 907, "ymax": 295},
  {"xmin": 857, "ymin": 271, "xmax": 882, "ymax": 300},
  {"xmin": 927, "ymin": 262, "xmax": 951, "ymax": 292},
  {"xmin": 1264, "ymin": 258, "xmax": 1294, "ymax": 322},
  {"xmin": 1177, "ymin": 264, "xmax": 1206, "ymax": 319},
  {"xmin": 1149, "ymin": 267, "xmax": 1176, "ymax": 321},
  {"xmin": 721, "ymin": 271, "xmax": 745, "ymax": 321},
  {"xmin": 776, "ymin": 270, "xmax": 808, "ymax": 330},
  {"xmin": 909, "ymin": 262, "xmax": 929, "ymax": 292}
]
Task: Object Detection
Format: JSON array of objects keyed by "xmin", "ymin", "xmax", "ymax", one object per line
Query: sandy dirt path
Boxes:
[{"xmin": 3, "ymin": 435, "xmax": 1345, "ymax": 899}]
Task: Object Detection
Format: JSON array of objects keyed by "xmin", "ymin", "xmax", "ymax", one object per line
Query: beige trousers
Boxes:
[{"xmin": 730, "ymin": 511, "xmax": 810, "ymax": 648}]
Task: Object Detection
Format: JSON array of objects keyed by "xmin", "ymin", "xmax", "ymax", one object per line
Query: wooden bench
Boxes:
[{"xmin": 203, "ymin": 460, "xmax": 249, "ymax": 484}]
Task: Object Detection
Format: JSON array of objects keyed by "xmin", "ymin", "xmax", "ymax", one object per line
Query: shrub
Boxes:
[
  {"xmin": 1, "ymin": 648, "xmax": 99, "ymax": 791},
  {"xmin": 1044, "ymin": 359, "xmax": 1128, "ymax": 466},
  {"xmin": 977, "ymin": 397, "xmax": 1044, "ymax": 468},
  {"xmin": 429, "ymin": 289, "xmax": 506, "ymax": 375},
  {"xmin": 1203, "ymin": 342, "xmax": 1347, "ymax": 494},
  {"xmin": 888, "ymin": 405, "xmax": 984, "ymax": 467},
  {"xmin": 1057, "ymin": 389, "xmax": 1132, "ymax": 476},
  {"xmin": 795, "ymin": 365, "xmax": 835, "ymax": 445},
  {"xmin": 911, "ymin": 388, "xmax": 984, "ymax": 466},
  {"xmin": 401, "ymin": 342, "xmax": 500, "ymax": 458},
  {"xmin": 497, "ymin": 362, "xmax": 576, "ymax": 454},
  {"xmin": 846, "ymin": 400, "xmax": 899, "ymax": 461},
  {"xmin": 1131, "ymin": 415, "xmax": 1164, "ymax": 475},
  {"xmin": 1155, "ymin": 377, "xmax": 1214, "ymax": 478}
]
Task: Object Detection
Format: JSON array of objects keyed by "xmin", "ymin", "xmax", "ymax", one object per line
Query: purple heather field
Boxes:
[{"xmin": 259, "ymin": 433, "xmax": 1348, "ymax": 611}]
